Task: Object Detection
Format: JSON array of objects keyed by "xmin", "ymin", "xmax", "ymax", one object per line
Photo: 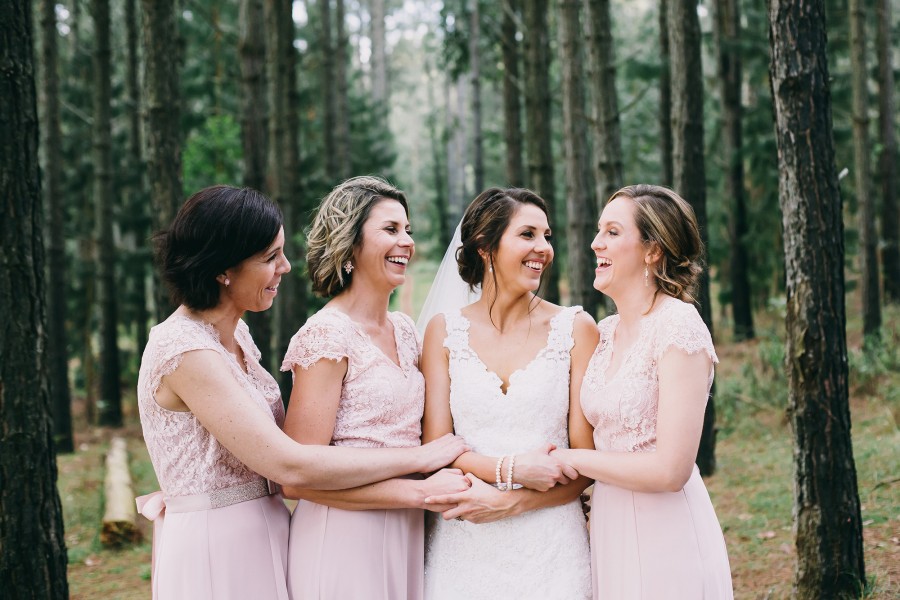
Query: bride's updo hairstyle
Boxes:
[
  {"xmin": 307, "ymin": 176, "xmax": 409, "ymax": 297},
  {"xmin": 154, "ymin": 185, "xmax": 283, "ymax": 310},
  {"xmin": 606, "ymin": 184, "xmax": 704, "ymax": 303},
  {"xmin": 457, "ymin": 187, "xmax": 551, "ymax": 292}
]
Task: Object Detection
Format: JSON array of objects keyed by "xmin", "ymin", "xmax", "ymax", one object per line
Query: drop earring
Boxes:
[
  {"xmin": 343, "ymin": 260, "xmax": 354, "ymax": 274},
  {"xmin": 644, "ymin": 266, "xmax": 649, "ymax": 288}
]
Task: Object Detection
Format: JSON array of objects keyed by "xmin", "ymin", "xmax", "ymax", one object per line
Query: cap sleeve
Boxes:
[
  {"xmin": 280, "ymin": 310, "xmax": 351, "ymax": 372},
  {"xmin": 140, "ymin": 317, "xmax": 222, "ymax": 404},
  {"xmin": 653, "ymin": 300, "xmax": 718, "ymax": 364}
]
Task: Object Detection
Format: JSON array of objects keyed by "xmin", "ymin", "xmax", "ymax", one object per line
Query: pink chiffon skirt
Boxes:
[
  {"xmin": 590, "ymin": 466, "xmax": 733, "ymax": 599},
  {"xmin": 288, "ymin": 500, "xmax": 425, "ymax": 600},
  {"xmin": 151, "ymin": 494, "xmax": 290, "ymax": 599}
]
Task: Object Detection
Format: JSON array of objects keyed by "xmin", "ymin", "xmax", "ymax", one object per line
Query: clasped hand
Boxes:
[{"xmin": 513, "ymin": 443, "xmax": 579, "ymax": 491}]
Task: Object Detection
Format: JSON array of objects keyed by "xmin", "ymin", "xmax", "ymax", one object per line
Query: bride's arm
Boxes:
[
  {"xmin": 282, "ymin": 358, "xmax": 469, "ymax": 508},
  {"xmin": 551, "ymin": 347, "xmax": 711, "ymax": 493},
  {"xmin": 421, "ymin": 315, "xmax": 576, "ymax": 492},
  {"xmin": 423, "ymin": 313, "xmax": 598, "ymax": 522}
]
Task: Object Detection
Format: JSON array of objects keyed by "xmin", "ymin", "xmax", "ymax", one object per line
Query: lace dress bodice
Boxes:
[
  {"xmin": 424, "ymin": 305, "xmax": 592, "ymax": 600},
  {"xmin": 580, "ymin": 295, "xmax": 718, "ymax": 453},
  {"xmin": 137, "ymin": 316, "xmax": 283, "ymax": 497},
  {"xmin": 280, "ymin": 308, "xmax": 424, "ymax": 449}
]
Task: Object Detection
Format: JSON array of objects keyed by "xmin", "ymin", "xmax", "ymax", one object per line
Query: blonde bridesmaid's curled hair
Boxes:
[{"xmin": 606, "ymin": 184, "xmax": 705, "ymax": 303}]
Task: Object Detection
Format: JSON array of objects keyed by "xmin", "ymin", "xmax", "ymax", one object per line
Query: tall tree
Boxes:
[
  {"xmin": 583, "ymin": 0, "xmax": 623, "ymax": 204},
  {"xmin": 335, "ymin": 0, "xmax": 351, "ymax": 178},
  {"xmin": 500, "ymin": 0, "xmax": 525, "ymax": 186},
  {"xmin": 266, "ymin": 0, "xmax": 304, "ymax": 396},
  {"xmin": 239, "ymin": 0, "xmax": 273, "ymax": 369},
  {"xmin": 769, "ymin": 0, "xmax": 866, "ymax": 596},
  {"xmin": 658, "ymin": 0, "xmax": 673, "ymax": 187},
  {"xmin": 142, "ymin": 0, "xmax": 183, "ymax": 317},
  {"xmin": 557, "ymin": 0, "xmax": 599, "ymax": 317},
  {"xmin": 850, "ymin": 0, "xmax": 880, "ymax": 340},
  {"xmin": 40, "ymin": 0, "xmax": 74, "ymax": 452},
  {"xmin": 469, "ymin": 0, "xmax": 485, "ymax": 193},
  {"xmin": 713, "ymin": 0, "xmax": 754, "ymax": 341},
  {"xmin": 371, "ymin": 0, "xmax": 388, "ymax": 106},
  {"xmin": 125, "ymin": 0, "xmax": 150, "ymax": 360},
  {"xmin": 668, "ymin": 0, "xmax": 716, "ymax": 474},
  {"xmin": 0, "ymin": 1, "xmax": 70, "ymax": 596},
  {"xmin": 523, "ymin": 0, "xmax": 559, "ymax": 303},
  {"xmin": 92, "ymin": 0, "xmax": 122, "ymax": 426},
  {"xmin": 877, "ymin": 0, "xmax": 899, "ymax": 303},
  {"xmin": 320, "ymin": 0, "xmax": 338, "ymax": 180}
]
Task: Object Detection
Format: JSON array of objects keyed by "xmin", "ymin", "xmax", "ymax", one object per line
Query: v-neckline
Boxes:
[
  {"xmin": 172, "ymin": 314, "xmax": 252, "ymax": 376},
  {"xmin": 325, "ymin": 307, "xmax": 406, "ymax": 374},
  {"xmin": 456, "ymin": 309, "xmax": 563, "ymax": 396},
  {"xmin": 601, "ymin": 296, "xmax": 671, "ymax": 382}
]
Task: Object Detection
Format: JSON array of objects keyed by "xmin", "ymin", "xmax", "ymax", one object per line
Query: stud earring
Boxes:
[
  {"xmin": 343, "ymin": 260, "xmax": 354, "ymax": 274},
  {"xmin": 224, "ymin": 278, "xmax": 230, "ymax": 287},
  {"xmin": 644, "ymin": 266, "xmax": 649, "ymax": 288}
]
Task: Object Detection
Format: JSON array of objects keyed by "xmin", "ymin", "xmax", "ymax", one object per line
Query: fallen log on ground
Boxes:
[{"xmin": 100, "ymin": 437, "xmax": 141, "ymax": 547}]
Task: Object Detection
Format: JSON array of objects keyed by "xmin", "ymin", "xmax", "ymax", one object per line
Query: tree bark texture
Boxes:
[
  {"xmin": 40, "ymin": 0, "xmax": 74, "ymax": 453},
  {"xmin": 266, "ymin": 0, "xmax": 305, "ymax": 398},
  {"xmin": 557, "ymin": 0, "xmax": 599, "ymax": 318},
  {"xmin": 583, "ymin": 0, "xmax": 623, "ymax": 204},
  {"xmin": 523, "ymin": 0, "xmax": 559, "ymax": 303},
  {"xmin": 470, "ymin": 0, "xmax": 485, "ymax": 193},
  {"xmin": 320, "ymin": 0, "xmax": 338, "ymax": 181},
  {"xmin": 876, "ymin": 0, "xmax": 899, "ymax": 303},
  {"xmin": 501, "ymin": 0, "xmax": 525, "ymax": 187},
  {"xmin": 125, "ymin": 0, "xmax": 149, "ymax": 361},
  {"xmin": 768, "ymin": 0, "xmax": 866, "ymax": 596},
  {"xmin": 141, "ymin": 0, "xmax": 182, "ymax": 318},
  {"xmin": 713, "ymin": 0, "xmax": 754, "ymax": 341},
  {"xmin": 658, "ymin": 0, "xmax": 673, "ymax": 187},
  {"xmin": 0, "ymin": 1, "xmax": 70, "ymax": 595},
  {"xmin": 335, "ymin": 0, "xmax": 351, "ymax": 178},
  {"xmin": 669, "ymin": 0, "xmax": 716, "ymax": 475},
  {"xmin": 371, "ymin": 0, "xmax": 388, "ymax": 105},
  {"xmin": 849, "ymin": 0, "xmax": 881, "ymax": 340},
  {"xmin": 92, "ymin": 0, "xmax": 122, "ymax": 427},
  {"xmin": 239, "ymin": 0, "xmax": 273, "ymax": 369}
]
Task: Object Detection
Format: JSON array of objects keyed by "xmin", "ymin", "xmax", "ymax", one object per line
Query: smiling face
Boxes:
[
  {"xmin": 487, "ymin": 202, "xmax": 553, "ymax": 294},
  {"xmin": 591, "ymin": 197, "xmax": 654, "ymax": 299},
  {"xmin": 221, "ymin": 226, "xmax": 291, "ymax": 313},
  {"xmin": 351, "ymin": 199, "xmax": 414, "ymax": 292}
]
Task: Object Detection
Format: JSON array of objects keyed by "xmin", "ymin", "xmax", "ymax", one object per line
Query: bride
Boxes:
[{"xmin": 418, "ymin": 187, "xmax": 596, "ymax": 599}]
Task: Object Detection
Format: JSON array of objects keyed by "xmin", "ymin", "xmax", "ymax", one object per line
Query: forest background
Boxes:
[{"xmin": 0, "ymin": 0, "xmax": 898, "ymax": 598}]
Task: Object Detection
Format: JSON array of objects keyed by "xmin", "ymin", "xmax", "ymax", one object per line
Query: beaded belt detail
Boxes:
[{"xmin": 209, "ymin": 479, "xmax": 272, "ymax": 509}]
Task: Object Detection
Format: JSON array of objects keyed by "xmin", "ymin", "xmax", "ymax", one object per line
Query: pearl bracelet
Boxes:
[
  {"xmin": 495, "ymin": 455, "xmax": 506, "ymax": 490},
  {"xmin": 506, "ymin": 454, "xmax": 516, "ymax": 492}
]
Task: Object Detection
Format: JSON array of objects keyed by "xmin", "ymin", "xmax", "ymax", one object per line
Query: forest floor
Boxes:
[{"xmin": 58, "ymin": 299, "xmax": 899, "ymax": 599}]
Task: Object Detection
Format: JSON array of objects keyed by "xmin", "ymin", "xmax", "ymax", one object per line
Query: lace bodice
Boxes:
[
  {"xmin": 443, "ymin": 306, "xmax": 581, "ymax": 455},
  {"xmin": 580, "ymin": 295, "xmax": 718, "ymax": 453},
  {"xmin": 137, "ymin": 316, "xmax": 283, "ymax": 497},
  {"xmin": 280, "ymin": 308, "xmax": 424, "ymax": 449}
]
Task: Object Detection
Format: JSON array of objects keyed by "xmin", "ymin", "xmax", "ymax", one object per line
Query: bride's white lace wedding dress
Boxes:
[{"xmin": 424, "ymin": 306, "xmax": 592, "ymax": 600}]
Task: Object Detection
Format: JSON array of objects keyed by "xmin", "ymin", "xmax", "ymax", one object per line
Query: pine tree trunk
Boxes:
[
  {"xmin": 713, "ymin": 0, "xmax": 754, "ymax": 341},
  {"xmin": 501, "ymin": 0, "xmax": 524, "ymax": 186},
  {"xmin": 141, "ymin": 0, "xmax": 183, "ymax": 318},
  {"xmin": 850, "ymin": 0, "xmax": 881, "ymax": 341},
  {"xmin": 669, "ymin": 0, "xmax": 716, "ymax": 475},
  {"xmin": 92, "ymin": 0, "xmax": 122, "ymax": 427},
  {"xmin": 768, "ymin": 1, "xmax": 867, "ymax": 596},
  {"xmin": 557, "ymin": 0, "xmax": 599, "ymax": 317},
  {"xmin": 523, "ymin": 0, "xmax": 559, "ymax": 303},
  {"xmin": 335, "ymin": 0, "xmax": 351, "ymax": 178},
  {"xmin": 239, "ymin": 0, "xmax": 273, "ymax": 370},
  {"xmin": 877, "ymin": 0, "xmax": 899, "ymax": 303},
  {"xmin": 125, "ymin": 0, "xmax": 149, "ymax": 361},
  {"xmin": 426, "ymin": 60, "xmax": 450, "ymax": 248},
  {"xmin": 40, "ymin": 0, "xmax": 74, "ymax": 453},
  {"xmin": 470, "ymin": 0, "xmax": 485, "ymax": 193},
  {"xmin": 371, "ymin": 0, "xmax": 387, "ymax": 105},
  {"xmin": 0, "ymin": 1, "xmax": 70, "ymax": 595},
  {"xmin": 658, "ymin": 0, "xmax": 673, "ymax": 187},
  {"xmin": 320, "ymin": 0, "xmax": 338, "ymax": 181},
  {"xmin": 266, "ymin": 0, "xmax": 305, "ymax": 400}
]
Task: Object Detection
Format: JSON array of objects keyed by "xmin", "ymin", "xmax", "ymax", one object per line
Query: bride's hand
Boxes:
[
  {"xmin": 425, "ymin": 474, "xmax": 517, "ymax": 524},
  {"xmin": 417, "ymin": 468, "xmax": 471, "ymax": 512},
  {"xmin": 414, "ymin": 434, "xmax": 469, "ymax": 473},
  {"xmin": 513, "ymin": 444, "xmax": 579, "ymax": 491}
]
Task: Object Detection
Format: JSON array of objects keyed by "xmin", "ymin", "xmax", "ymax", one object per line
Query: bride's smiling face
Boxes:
[{"xmin": 485, "ymin": 203, "xmax": 553, "ymax": 293}]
